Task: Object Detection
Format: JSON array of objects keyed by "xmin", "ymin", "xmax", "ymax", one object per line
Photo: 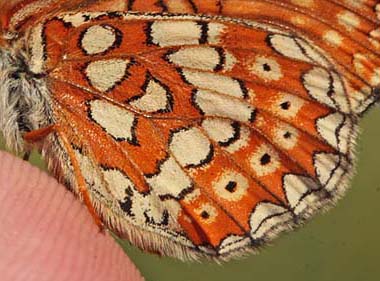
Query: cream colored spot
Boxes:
[
  {"xmin": 207, "ymin": 23, "xmax": 225, "ymax": 44},
  {"xmin": 212, "ymin": 170, "xmax": 249, "ymax": 201},
  {"xmin": 81, "ymin": 25, "xmax": 117, "ymax": 55},
  {"xmin": 249, "ymin": 144, "xmax": 281, "ymax": 177},
  {"xmin": 182, "ymin": 69, "xmax": 245, "ymax": 98},
  {"xmin": 316, "ymin": 112, "xmax": 344, "ymax": 150},
  {"xmin": 337, "ymin": 11, "xmax": 361, "ymax": 31},
  {"xmin": 314, "ymin": 153, "xmax": 340, "ymax": 187},
  {"xmin": 323, "ymin": 30, "xmax": 343, "ymax": 47},
  {"xmin": 250, "ymin": 202, "xmax": 289, "ymax": 236},
  {"xmin": 224, "ymin": 51, "xmax": 237, "ymax": 71},
  {"xmin": 103, "ymin": 169, "xmax": 135, "ymax": 201},
  {"xmin": 168, "ymin": 47, "xmax": 221, "ymax": 71},
  {"xmin": 272, "ymin": 93, "xmax": 305, "ymax": 118},
  {"xmin": 129, "ymin": 77, "xmax": 170, "ymax": 112},
  {"xmin": 150, "ymin": 21, "xmax": 201, "ymax": 47},
  {"xmin": 194, "ymin": 90, "xmax": 255, "ymax": 122},
  {"xmin": 170, "ymin": 127, "xmax": 212, "ymax": 167},
  {"xmin": 273, "ymin": 124, "xmax": 299, "ymax": 150},
  {"xmin": 86, "ymin": 59, "xmax": 128, "ymax": 92},
  {"xmin": 370, "ymin": 28, "xmax": 380, "ymax": 39},
  {"xmin": 202, "ymin": 119, "xmax": 237, "ymax": 145},
  {"xmin": 195, "ymin": 203, "xmax": 218, "ymax": 224},
  {"xmin": 283, "ymin": 175, "xmax": 317, "ymax": 208},
  {"xmin": 89, "ymin": 99, "xmax": 136, "ymax": 141},
  {"xmin": 147, "ymin": 157, "xmax": 192, "ymax": 199},
  {"xmin": 291, "ymin": 0, "xmax": 314, "ymax": 7},
  {"xmin": 250, "ymin": 56, "xmax": 283, "ymax": 81},
  {"xmin": 219, "ymin": 235, "xmax": 251, "ymax": 254}
]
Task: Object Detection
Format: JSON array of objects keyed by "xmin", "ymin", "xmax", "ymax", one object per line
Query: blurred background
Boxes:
[{"xmin": 1, "ymin": 108, "xmax": 380, "ymax": 281}]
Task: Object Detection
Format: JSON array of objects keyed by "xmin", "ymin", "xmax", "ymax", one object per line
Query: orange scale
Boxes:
[
  {"xmin": 59, "ymin": 107, "xmax": 151, "ymax": 193},
  {"xmin": 106, "ymin": 63, "xmax": 148, "ymax": 102},
  {"xmin": 226, "ymin": 129, "xmax": 302, "ymax": 202},
  {"xmin": 118, "ymin": 118, "xmax": 168, "ymax": 175},
  {"xmin": 50, "ymin": 81, "xmax": 92, "ymax": 111},
  {"xmin": 220, "ymin": 24, "xmax": 271, "ymax": 50},
  {"xmin": 188, "ymin": 146, "xmax": 280, "ymax": 231},
  {"xmin": 177, "ymin": 211, "xmax": 209, "ymax": 246},
  {"xmin": 185, "ymin": 0, "xmax": 221, "ymax": 14},
  {"xmin": 180, "ymin": 192, "xmax": 246, "ymax": 248},
  {"xmin": 43, "ymin": 18, "xmax": 70, "ymax": 71},
  {"xmin": 253, "ymin": 111, "xmax": 336, "ymax": 177},
  {"xmin": 128, "ymin": 0, "xmax": 166, "ymax": 12}
]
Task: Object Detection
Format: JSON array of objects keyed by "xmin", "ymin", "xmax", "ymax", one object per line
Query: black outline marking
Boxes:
[
  {"xmin": 260, "ymin": 153, "xmax": 271, "ymax": 165},
  {"xmin": 127, "ymin": 71, "xmax": 174, "ymax": 113},
  {"xmin": 225, "ymin": 181, "xmax": 237, "ymax": 193},
  {"xmin": 86, "ymin": 99, "xmax": 140, "ymax": 146},
  {"xmin": 191, "ymin": 89, "xmax": 205, "ymax": 115},
  {"xmin": 188, "ymin": 0, "xmax": 199, "ymax": 13},
  {"xmin": 93, "ymin": 11, "xmax": 123, "ymax": 21},
  {"xmin": 217, "ymin": 121, "xmax": 241, "ymax": 147},
  {"xmin": 214, "ymin": 47, "xmax": 226, "ymax": 72},
  {"xmin": 127, "ymin": 0, "xmax": 135, "ymax": 10},
  {"xmin": 79, "ymin": 24, "xmax": 123, "ymax": 56},
  {"xmin": 145, "ymin": 21, "xmax": 155, "ymax": 45},
  {"xmin": 156, "ymin": 0, "xmax": 168, "ymax": 12},
  {"xmin": 237, "ymin": 79, "xmax": 249, "ymax": 99},
  {"xmin": 198, "ymin": 21, "xmax": 209, "ymax": 44}
]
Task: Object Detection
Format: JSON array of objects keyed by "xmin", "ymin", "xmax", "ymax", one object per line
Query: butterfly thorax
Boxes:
[{"xmin": 0, "ymin": 43, "xmax": 52, "ymax": 152}]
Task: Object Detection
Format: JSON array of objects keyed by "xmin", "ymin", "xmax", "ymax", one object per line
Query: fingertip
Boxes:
[{"xmin": 0, "ymin": 151, "xmax": 144, "ymax": 281}]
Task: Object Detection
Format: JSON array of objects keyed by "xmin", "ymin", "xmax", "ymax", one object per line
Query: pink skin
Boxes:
[{"xmin": 0, "ymin": 151, "xmax": 144, "ymax": 281}]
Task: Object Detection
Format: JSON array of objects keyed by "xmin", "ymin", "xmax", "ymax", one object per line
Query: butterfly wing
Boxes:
[
  {"xmin": 20, "ymin": 9, "xmax": 370, "ymax": 260},
  {"xmin": 2, "ymin": 0, "xmax": 375, "ymax": 260}
]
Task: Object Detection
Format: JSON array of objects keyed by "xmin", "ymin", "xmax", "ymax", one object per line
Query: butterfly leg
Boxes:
[{"xmin": 24, "ymin": 125, "xmax": 105, "ymax": 232}]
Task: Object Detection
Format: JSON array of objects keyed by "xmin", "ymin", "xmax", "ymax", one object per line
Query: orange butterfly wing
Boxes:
[{"xmin": 1, "ymin": 0, "xmax": 379, "ymax": 260}]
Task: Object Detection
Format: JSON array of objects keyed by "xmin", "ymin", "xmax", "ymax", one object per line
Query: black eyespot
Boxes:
[
  {"xmin": 283, "ymin": 131, "xmax": 292, "ymax": 139},
  {"xmin": 280, "ymin": 101, "xmax": 291, "ymax": 110},
  {"xmin": 201, "ymin": 211, "xmax": 210, "ymax": 219},
  {"xmin": 260, "ymin": 153, "xmax": 271, "ymax": 165},
  {"xmin": 225, "ymin": 181, "xmax": 237, "ymax": 193},
  {"xmin": 263, "ymin": 63, "xmax": 271, "ymax": 71}
]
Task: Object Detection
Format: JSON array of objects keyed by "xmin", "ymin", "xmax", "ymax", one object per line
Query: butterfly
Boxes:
[{"xmin": 0, "ymin": 0, "xmax": 379, "ymax": 261}]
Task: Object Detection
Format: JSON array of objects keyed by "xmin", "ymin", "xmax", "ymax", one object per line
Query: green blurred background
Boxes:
[{"xmin": 1, "ymin": 108, "xmax": 380, "ymax": 281}]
